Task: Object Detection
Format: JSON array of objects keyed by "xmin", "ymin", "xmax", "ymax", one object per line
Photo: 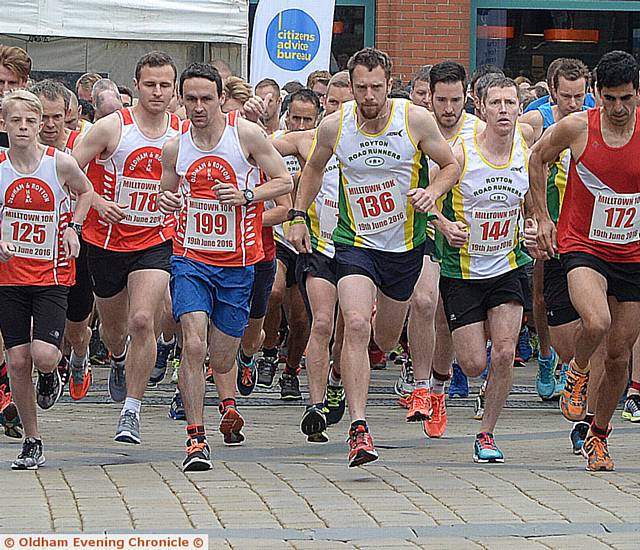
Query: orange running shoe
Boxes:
[
  {"xmin": 423, "ymin": 392, "xmax": 447, "ymax": 438},
  {"xmin": 219, "ymin": 404, "xmax": 245, "ymax": 446},
  {"xmin": 69, "ymin": 356, "xmax": 91, "ymax": 401},
  {"xmin": 406, "ymin": 387, "xmax": 432, "ymax": 422},
  {"xmin": 582, "ymin": 433, "xmax": 614, "ymax": 472},
  {"xmin": 559, "ymin": 362, "xmax": 589, "ymax": 422},
  {"xmin": 347, "ymin": 424, "xmax": 378, "ymax": 467},
  {"xmin": 398, "ymin": 392, "xmax": 412, "ymax": 409}
]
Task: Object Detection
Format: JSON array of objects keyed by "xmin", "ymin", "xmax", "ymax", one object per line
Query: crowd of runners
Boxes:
[{"xmin": 0, "ymin": 43, "xmax": 639, "ymax": 474}]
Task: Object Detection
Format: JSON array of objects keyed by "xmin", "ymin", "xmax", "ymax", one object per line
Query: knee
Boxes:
[
  {"xmin": 604, "ymin": 348, "xmax": 631, "ymax": 375},
  {"xmin": 411, "ymin": 289, "xmax": 437, "ymax": 319},
  {"xmin": 375, "ymin": 331, "xmax": 399, "ymax": 353},
  {"xmin": 31, "ymin": 348, "xmax": 60, "ymax": 372},
  {"xmin": 209, "ymin": 350, "xmax": 236, "ymax": 375},
  {"xmin": 343, "ymin": 311, "xmax": 371, "ymax": 342},
  {"xmin": 458, "ymin": 356, "xmax": 486, "ymax": 378},
  {"xmin": 269, "ymin": 285, "xmax": 285, "ymax": 308},
  {"xmin": 581, "ymin": 312, "xmax": 611, "ymax": 339},
  {"xmin": 311, "ymin": 314, "xmax": 334, "ymax": 343},
  {"xmin": 488, "ymin": 342, "xmax": 515, "ymax": 370},
  {"xmin": 182, "ymin": 334, "xmax": 207, "ymax": 366},
  {"xmin": 128, "ymin": 310, "xmax": 154, "ymax": 335}
]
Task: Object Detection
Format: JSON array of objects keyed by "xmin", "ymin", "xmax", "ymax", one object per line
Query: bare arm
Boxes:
[
  {"xmin": 158, "ymin": 136, "xmax": 182, "ymax": 214},
  {"xmin": 518, "ymin": 109, "xmax": 543, "ymax": 144},
  {"xmin": 519, "ymin": 122, "xmax": 536, "ymax": 148},
  {"xmin": 263, "ymin": 193, "xmax": 292, "ymax": 227},
  {"xmin": 71, "ymin": 113, "xmax": 120, "ymax": 169},
  {"xmin": 272, "ymin": 130, "xmax": 314, "ymax": 166}
]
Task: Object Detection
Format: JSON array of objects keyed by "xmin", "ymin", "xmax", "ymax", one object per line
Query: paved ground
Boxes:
[{"xmin": 1, "ymin": 360, "xmax": 639, "ymax": 549}]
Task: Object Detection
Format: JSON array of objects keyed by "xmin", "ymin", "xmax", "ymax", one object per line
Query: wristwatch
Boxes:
[
  {"xmin": 242, "ymin": 188, "xmax": 255, "ymax": 206},
  {"xmin": 68, "ymin": 222, "xmax": 82, "ymax": 237},
  {"xmin": 288, "ymin": 209, "xmax": 307, "ymax": 221}
]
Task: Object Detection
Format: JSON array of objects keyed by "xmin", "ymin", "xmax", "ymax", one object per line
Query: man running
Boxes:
[
  {"xmin": 158, "ymin": 62, "xmax": 291, "ymax": 471},
  {"xmin": 288, "ymin": 47, "xmax": 459, "ymax": 467},
  {"xmin": 0, "ymin": 90, "xmax": 92, "ymax": 469},
  {"xmin": 530, "ymin": 50, "xmax": 640, "ymax": 471},
  {"xmin": 73, "ymin": 51, "xmax": 180, "ymax": 445}
]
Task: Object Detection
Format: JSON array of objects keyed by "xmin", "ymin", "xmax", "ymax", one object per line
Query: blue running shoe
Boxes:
[
  {"xmin": 473, "ymin": 432, "xmax": 504, "ymax": 463},
  {"xmin": 536, "ymin": 348, "xmax": 558, "ymax": 400},
  {"xmin": 517, "ymin": 326, "xmax": 533, "ymax": 362},
  {"xmin": 570, "ymin": 421, "xmax": 589, "ymax": 455},
  {"xmin": 149, "ymin": 337, "xmax": 174, "ymax": 387},
  {"xmin": 553, "ymin": 363, "xmax": 569, "ymax": 398},
  {"xmin": 449, "ymin": 362, "xmax": 469, "ymax": 398},
  {"xmin": 168, "ymin": 391, "xmax": 186, "ymax": 421}
]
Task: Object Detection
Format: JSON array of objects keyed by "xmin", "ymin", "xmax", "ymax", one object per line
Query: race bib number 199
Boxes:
[
  {"xmin": 469, "ymin": 207, "xmax": 519, "ymax": 255},
  {"xmin": 185, "ymin": 198, "xmax": 236, "ymax": 252},
  {"xmin": 1, "ymin": 207, "xmax": 56, "ymax": 260},
  {"xmin": 348, "ymin": 178, "xmax": 404, "ymax": 235},
  {"xmin": 589, "ymin": 192, "xmax": 640, "ymax": 244}
]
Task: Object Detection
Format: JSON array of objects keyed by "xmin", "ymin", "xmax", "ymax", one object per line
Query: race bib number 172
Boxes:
[{"xmin": 589, "ymin": 192, "xmax": 640, "ymax": 244}]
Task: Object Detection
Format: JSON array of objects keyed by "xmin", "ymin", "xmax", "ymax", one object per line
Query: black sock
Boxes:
[
  {"xmin": 585, "ymin": 413, "xmax": 595, "ymax": 425},
  {"xmin": 591, "ymin": 423, "xmax": 608, "ymax": 439},
  {"xmin": 113, "ymin": 350, "xmax": 126, "ymax": 363},
  {"xmin": 263, "ymin": 347, "xmax": 278, "ymax": 358},
  {"xmin": 240, "ymin": 350, "xmax": 253, "ymax": 364},
  {"xmin": 351, "ymin": 419, "xmax": 368, "ymax": 432}
]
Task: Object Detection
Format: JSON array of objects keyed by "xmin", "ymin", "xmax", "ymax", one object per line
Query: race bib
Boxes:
[
  {"xmin": 319, "ymin": 196, "xmax": 339, "ymax": 242},
  {"xmin": 348, "ymin": 178, "xmax": 404, "ymax": 235},
  {"xmin": 185, "ymin": 198, "xmax": 236, "ymax": 252},
  {"xmin": 118, "ymin": 177, "xmax": 163, "ymax": 227},
  {"xmin": 469, "ymin": 206, "xmax": 519, "ymax": 256},
  {"xmin": 589, "ymin": 192, "xmax": 640, "ymax": 244},
  {"xmin": 1, "ymin": 207, "xmax": 57, "ymax": 260}
]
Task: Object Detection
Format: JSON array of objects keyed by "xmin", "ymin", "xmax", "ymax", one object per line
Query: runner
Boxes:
[
  {"xmin": 288, "ymin": 47, "xmax": 460, "ymax": 467},
  {"xmin": 435, "ymin": 76, "xmax": 534, "ymax": 463},
  {"xmin": 72, "ymin": 51, "xmax": 180, "ymax": 445},
  {"xmin": 622, "ymin": 335, "xmax": 640, "ymax": 422},
  {"xmin": 530, "ymin": 50, "xmax": 640, "ymax": 471},
  {"xmin": 158, "ymin": 62, "xmax": 291, "ymax": 471},
  {"xmin": 277, "ymin": 71, "xmax": 354, "ymax": 441},
  {"xmin": 0, "ymin": 90, "xmax": 92, "ymax": 469}
]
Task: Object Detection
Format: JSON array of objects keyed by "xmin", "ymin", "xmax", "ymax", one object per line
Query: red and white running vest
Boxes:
[
  {"xmin": 82, "ymin": 108, "xmax": 179, "ymax": 251},
  {"xmin": 559, "ymin": 107, "xmax": 640, "ymax": 262},
  {"xmin": 0, "ymin": 147, "xmax": 74, "ymax": 286},
  {"xmin": 173, "ymin": 112, "xmax": 264, "ymax": 267}
]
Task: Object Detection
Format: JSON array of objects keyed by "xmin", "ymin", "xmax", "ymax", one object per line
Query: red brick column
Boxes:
[{"xmin": 376, "ymin": 0, "xmax": 471, "ymax": 83}]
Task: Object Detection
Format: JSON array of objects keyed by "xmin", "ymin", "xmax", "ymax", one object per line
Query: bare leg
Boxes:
[
  {"xmin": 282, "ymin": 284, "xmax": 310, "ymax": 371},
  {"xmin": 532, "ymin": 261, "xmax": 552, "ymax": 357},
  {"xmin": 178, "ymin": 312, "xmax": 209, "ymax": 426},
  {"xmin": 262, "ymin": 261, "xmax": 286, "ymax": 349}
]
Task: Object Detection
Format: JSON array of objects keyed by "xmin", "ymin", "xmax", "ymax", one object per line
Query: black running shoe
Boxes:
[
  {"xmin": 256, "ymin": 354, "xmax": 278, "ymax": 388},
  {"xmin": 301, "ymin": 404, "xmax": 329, "ymax": 443},
  {"xmin": 182, "ymin": 438, "xmax": 212, "ymax": 472},
  {"xmin": 36, "ymin": 370, "xmax": 63, "ymax": 410},
  {"xmin": 57, "ymin": 356, "xmax": 70, "ymax": 395},
  {"xmin": 279, "ymin": 372, "xmax": 302, "ymax": 400},
  {"xmin": 12, "ymin": 437, "xmax": 45, "ymax": 470},
  {"xmin": 570, "ymin": 421, "xmax": 590, "ymax": 455},
  {"xmin": 324, "ymin": 385, "xmax": 346, "ymax": 426},
  {"xmin": 236, "ymin": 349, "xmax": 257, "ymax": 396},
  {"xmin": 148, "ymin": 338, "xmax": 174, "ymax": 387}
]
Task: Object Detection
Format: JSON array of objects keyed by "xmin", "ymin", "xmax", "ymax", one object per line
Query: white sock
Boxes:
[
  {"xmin": 328, "ymin": 368, "xmax": 342, "ymax": 387},
  {"xmin": 430, "ymin": 376, "xmax": 446, "ymax": 394},
  {"xmin": 122, "ymin": 397, "xmax": 141, "ymax": 416},
  {"xmin": 415, "ymin": 379, "xmax": 430, "ymax": 390}
]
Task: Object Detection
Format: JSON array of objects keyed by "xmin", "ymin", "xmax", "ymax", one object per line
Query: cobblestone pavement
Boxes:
[{"xmin": 1, "ymin": 361, "xmax": 639, "ymax": 549}]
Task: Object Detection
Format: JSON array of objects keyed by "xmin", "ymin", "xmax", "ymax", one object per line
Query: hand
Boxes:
[
  {"xmin": 287, "ymin": 221, "xmax": 311, "ymax": 253},
  {"xmin": 537, "ymin": 216, "xmax": 557, "ymax": 258},
  {"xmin": 213, "ymin": 180, "xmax": 244, "ymax": 206},
  {"xmin": 159, "ymin": 190, "xmax": 183, "ymax": 214},
  {"xmin": 0, "ymin": 240, "xmax": 16, "ymax": 262},
  {"xmin": 408, "ymin": 188, "xmax": 436, "ymax": 213},
  {"xmin": 62, "ymin": 227, "xmax": 80, "ymax": 259},
  {"xmin": 524, "ymin": 218, "xmax": 549, "ymax": 260},
  {"xmin": 441, "ymin": 220, "xmax": 468, "ymax": 248},
  {"xmin": 243, "ymin": 94, "xmax": 269, "ymax": 124},
  {"xmin": 94, "ymin": 195, "xmax": 127, "ymax": 224}
]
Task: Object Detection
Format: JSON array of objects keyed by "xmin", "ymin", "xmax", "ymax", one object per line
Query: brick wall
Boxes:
[{"xmin": 376, "ymin": 0, "xmax": 471, "ymax": 84}]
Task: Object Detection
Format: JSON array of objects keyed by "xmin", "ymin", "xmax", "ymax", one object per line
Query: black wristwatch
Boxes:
[
  {"xmin": 288, "ymin": 209, "xmax": 307, "ymax": 221},
  {"xmin": 242, "ymin": 188, "xmax": 255, "ymax": 206},
  {"xmin": 68, "ymin": 222, "xmax": 82, "ymax": 237}
]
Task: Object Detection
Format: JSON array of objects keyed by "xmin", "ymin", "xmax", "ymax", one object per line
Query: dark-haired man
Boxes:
[
  {"xmin": 288, "ymin": 47, "xmax": 459, "ymax": 467},
  {"xmin": 73, "ymin": 51, "xmax": 180, "ymax": 445},
  {"xmin": 530, "ymin": 50, "xmax": 640, "ymax": 472},
  {"xmin": 159, "ymin": 62, "xmax": 291, "ymax": 471}
]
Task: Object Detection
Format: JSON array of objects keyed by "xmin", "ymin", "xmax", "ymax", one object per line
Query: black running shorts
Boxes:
[
  {"xmin": 543, "ymin": 257, "xmax": 579, "ymax": 327},
  {"xmin": 66, "ymin": 239, "xmax": 95, "ymax": 322}
]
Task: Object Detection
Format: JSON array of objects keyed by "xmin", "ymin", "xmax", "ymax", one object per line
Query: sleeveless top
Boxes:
[
  {"xmin": 173, "ymin": 112, "xmax": 264, "ymax": 267},
  {"xmin": 333, "ymin": 99, "xmax": 428, "ymax": 252},
  {"xmin": 0, "ymin": 147, "xmax": 74, "ymax": 286},
  {"xmin": 558, "ymin": 107, "xmax": 640, "ymax": 262}
]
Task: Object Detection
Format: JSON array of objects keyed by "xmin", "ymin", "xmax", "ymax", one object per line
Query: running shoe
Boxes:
[
  {"xmin": 570, "ymin": 421, "xmax": 590, "ymax": 455},
  {"xmin": 57, "ymin": 355, "xmax": 70, "ymax": 393},
  {"xmin": 279, "ymin": 372, "xmax": 302, "ymax": 400},
  {"xmin": 301, "ymin": 404, "xmax": 329, "ymax": 443},
  {"xmin": 236, "ymin": 349, "xmax": 257, "ymax": 396},
  {"xmin": 398, "ymin": 393, "xmax": 412, "ymax": 409},
  {"xmin": 622, "ymin": 394, "xmax": 640, "ymax": 422},
  {"xmin": 473, "ymin": 381, "xmax": 486, "ymax": 421},
  {"xmin": 473, "ymin": 432, "xmax": 504, "ymax": 463},
  {"xmin": 114, "ymin": 410, "xmax": 141, "ymax": 444},
  {"xmin": 324, "ymin": 384, "xmax": 346, "ymax": 426},
  {"xmin": 394, "ymin": 358, "xmax": 415, "ymax": 396},
  {"xmin": 423, "ymin": 392, "xmax": 447, "ymax": 438},
  {"xmin": 205, "ymin": 362, "xmax": 215, "ymax": 384},
  {"xmin": 69, "ymin": 352, "xmax": 91, "ymax": 401},
  {"xmin": 369, "ymin": 342, "xmax": 386, "ymax": 370},
  {"xmin": 553, "ymin": 363, "xmax": 569, "ymax": 398},
  {"xmin": 89, "ymin": 324, "xmax": 109, "ymax": 364},
  {"xmin": 11, "ymin": 437, "xmax": 45, "ymax": 470},
  {"xmin": 582, "ymin": 434, "xmax": 614, "ymax": 472},
  {"xmin": 536, "ymin": 348, "xmax": 558, "ymax": 401},
  {"xmin": 256, "ymin": 353, "xmax": 278, "ymax": 388},
  {"xmin": 108, "ymin": 357, "xmax": 127, "ymax": 403},
  {"xmin": 148, "ymin": 338, "xmax": 174, "ymax": 387},
  {"xmin": 347, "ymin": 424, "xmax": 378, "ymax": 468},
  {"xmin": 182, "ymin": 438, "xmax": 212, "ymax": 472},
  {"xmin": 168, "ymin": 391, "xmax": 186, "ymax": 421},
  {"xmin": 406, "ymin": 387, "xmax": 432, "ymax": 422},
  {"xmin": 0, "ymin": 384, "xmax": 22, "ymax": 439},
  {"xmin": 517, "ymin": 326, "xmax": 533, "ymax": 362},
  {"xmin": 560, "ymin": 365, "xmax": 589, "ymax": 422},
  {"xmin": 170, "ymin": 356, "xmax": 181, "ymax": 384},
  {"xmin": 219, "ymin": 404, "xmax": 245, "ymax": 446},
  {"xmin": 36, "ymin": 369, "xmax": 63, "ymax": 410},
  {"xmin": 448, "ymin": 361, "xmax": 469, "ymax": 398}
]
